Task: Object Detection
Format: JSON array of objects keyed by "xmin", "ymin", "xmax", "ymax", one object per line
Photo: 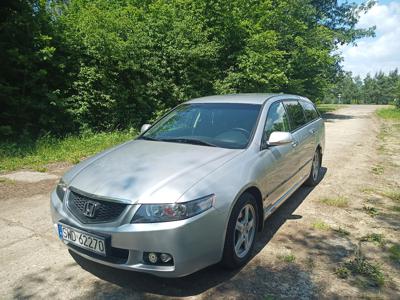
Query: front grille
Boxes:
[{"xmin": 67, "ymin": 190, "xmax": 127, "ymax": 223}]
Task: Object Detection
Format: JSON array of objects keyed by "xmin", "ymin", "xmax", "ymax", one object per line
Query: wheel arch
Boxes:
[
  {"xmin": 316, "ymin": 144, "xmax": 323, "ymax": 165},
  {"xmin": 227, "ymin": 185, "xmax": 264, "ymax": 233},
  {"xmin": 244, "ymin": 186, "xmax": 264, "ymax": 232}
]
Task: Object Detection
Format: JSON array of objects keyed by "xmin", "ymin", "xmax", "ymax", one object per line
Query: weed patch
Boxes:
[
  {"xmin": 278, "ymin": 253, "xmax": 296, "ymax": 263},
  {"xmin": 390, "ymin": 206, "xmax": 400, "ymax": 212},
  {"xmin": 333, "ymin": 227, "xmax": 350, "ymax": 237},
  {"xmin": 312, "ymin": 220, "xmax": 330, "ymax": 231},
  {"xmin": 361, "ymin": 233, "xmax": 385, "ymax": 246},
  {"xmin": 381, "ymin": 190, "xmax": 400, "ymax": 202},
  {"xmin": 335, "ymin": 266, "xmax": 351, "ymax": 279},
  {"xmin": 388, "ymin": 245, "xmax": 400, "ymax": 263},
  {"xmin": 361, "ymin": 187, "xmax": 376, "ymax": 195},
  {"xmin": 363, "ymin": 205, "xmax": 379, "ymax": 217},
  {"xmin": 337, "ymin": 247, "xmax": 385, "ymax": 287},
  {"xmin": 0, "ymin": 177, "xmax": 15, "ymax": 184},
  {"xmin": 320, "ymin": 196, "xmax": 349, "ymax": 207},
  {"xmin": 371, "ymin": 165, "xmax": 384, "ymax": 175}
]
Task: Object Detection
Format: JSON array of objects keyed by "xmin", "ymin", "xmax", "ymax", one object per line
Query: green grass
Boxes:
[
  {"xmin": 316, "ymin": 104, "xmax": 344, "ymax": 114},
  {"xmin": 337, "ymin": 247, "xmax": 386, "ymax": 287},
  {"xmin": 360, "ymin": 187, "xmax": 376, "ymax": 195},
  {"xmin": 335, "ymin": 266, "xmax": 351, "ymax": 279},
  {"xmin": 278, "ymin": 253, "xmax": 296, "ymax": 263},
  {"xmin": 361, "ymin": 233, "xmax": 385, "ymax": 246},
  {"xmin": 0, "ymin": 177, "xmax": 15, "ymax": 184},
  {"xmin": 371, "ymin": 164, "xmax": 384, "ymax": 175},
  {"xmin": 312, "ymin": 220, "xmax": 330, "ymax": 231},
  {"xmin": 381, "ymin": 190, "xmax": 400, "ymax": 202},
  {"xmin": 0, "ymin": 131, "xmax": 135, "ymax": 173},
  {"xmin": 344, "ymin": 257, "xmax": 385, "ymax": 287},
  {"xmin": 376, "ymin": 107, "xmax": 400, "ymax": 120},
  {"xmin": 320, "ymin": 196, "xmax": 349, "ymax": 207},
  {"xmin": 390, "ymin": 206, "xmax": 400, "ymax": 213},
  {"xmin": 388, "ymin": 245, "xmax": 400, "ymax": 263}
]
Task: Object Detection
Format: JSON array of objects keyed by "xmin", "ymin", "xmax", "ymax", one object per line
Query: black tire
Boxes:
[
  {"xmin": 221, "ymin": 192, "xmax": 258, "ymax": 269},
  {"xmin": 305, "ymin": 148, "xmax": 321, "ymax": 187}
]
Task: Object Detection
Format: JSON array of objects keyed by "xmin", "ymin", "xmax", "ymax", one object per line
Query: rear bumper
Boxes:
[{"xmin": 50, "ymin": 190, "xmax": 227, "ymax": 277}]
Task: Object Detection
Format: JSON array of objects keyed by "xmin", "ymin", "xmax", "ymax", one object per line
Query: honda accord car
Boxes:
[{"xmin": 50, "ymin": 93, "xmax": 325, "ymax": 277}]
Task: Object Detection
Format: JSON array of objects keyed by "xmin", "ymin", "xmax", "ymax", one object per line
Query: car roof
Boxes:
[{"xmin": 185, "ymin": 93, "xmax": 306, "ymax": 105}]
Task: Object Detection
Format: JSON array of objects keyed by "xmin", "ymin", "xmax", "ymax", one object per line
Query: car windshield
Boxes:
[{"xmin": 141, "ymin": 103, "xmax": 261, "ymax": 149}]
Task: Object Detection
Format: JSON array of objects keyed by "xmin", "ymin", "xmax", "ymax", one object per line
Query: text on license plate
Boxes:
[{"xmin": 57, "ymin": 223, "xmax": 106, "ymax": 256}]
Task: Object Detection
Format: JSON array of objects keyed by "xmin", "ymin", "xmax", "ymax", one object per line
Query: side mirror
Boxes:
[
  {"xmin": 140, "ymin": 124, "xmax": 151, "ymax": 134},
  {"xmin": 267, "ymin": 131, "xmax": 293, "ymax": 146}
]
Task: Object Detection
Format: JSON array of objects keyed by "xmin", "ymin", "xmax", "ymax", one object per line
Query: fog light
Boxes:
[
  {"xmin": 160, "ymin": 253, "xmax": 172, "ymax": 263},
  {"xmin": 148, "ymin": 252, "xmax": 158, "ymax": 264}
]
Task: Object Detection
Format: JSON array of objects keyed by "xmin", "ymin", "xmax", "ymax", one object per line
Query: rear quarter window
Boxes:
[
  {"xmin": 300, "ymin": 101, "xmax": 319, "ymax": 122},
  {"xmin": 283, "ymin": 100, "xmax": 307, "ymax": 131}
]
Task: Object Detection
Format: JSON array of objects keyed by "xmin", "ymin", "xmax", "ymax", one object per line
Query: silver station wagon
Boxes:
[{"xmin": 50, "ymin": 93, "xmax": 325, "ymax": 277}]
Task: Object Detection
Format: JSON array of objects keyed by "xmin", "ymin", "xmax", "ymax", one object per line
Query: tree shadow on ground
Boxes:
[
  {"xmin": 65, "ymin": 168, "xmax": 328, "ymax": 298},
  {"xmin": 323, "ymin": 113, "xmax": 356, "ymax": 122},
  {"xmin": 13, "ymin": 169, "xmax": 328, "ymax": 299}
]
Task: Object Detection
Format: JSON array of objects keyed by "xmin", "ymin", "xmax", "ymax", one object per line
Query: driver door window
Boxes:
[
  {"xmin": 262, "ymin": 101, "xmax": 290, "ymax": 143},
  {"xmin": 258, "ymin": 101, "xmax": 296, "ymax": 208}
]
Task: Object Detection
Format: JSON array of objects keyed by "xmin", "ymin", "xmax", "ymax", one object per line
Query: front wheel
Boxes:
[
  {"xmin": 305, "ymin": 149, "xmax": 321, "ymax": 186},
  {"xmin": 221, "ymin": 193, "xmax": 258, "ymax": 269}
]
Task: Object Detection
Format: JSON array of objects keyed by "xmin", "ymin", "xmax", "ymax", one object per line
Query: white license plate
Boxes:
[{"xmin": 58, "ymin": 223, "xmax": 106, "ymax": 256}]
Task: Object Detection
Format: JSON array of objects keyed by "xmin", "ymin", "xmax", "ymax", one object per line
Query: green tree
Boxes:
[
  {"xmin": 0, "ymin": 0, "xmax": 376, "ymax": 139},
  {"xmin": 0, "ymin": 0, "xmax": 69, "ymax": 138}
]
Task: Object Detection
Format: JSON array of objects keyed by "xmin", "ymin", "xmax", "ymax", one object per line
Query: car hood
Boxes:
[{"xmin": 66, "ymin": 140, "xmax": 241, "ymax": 204}]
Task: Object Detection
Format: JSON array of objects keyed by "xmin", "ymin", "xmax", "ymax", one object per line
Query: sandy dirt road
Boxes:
[{"xmin": 1, "ymin": 105, "xmax": 399, "ymax": 299}]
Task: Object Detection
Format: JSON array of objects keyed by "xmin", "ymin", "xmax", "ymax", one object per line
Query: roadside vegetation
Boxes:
[
  {"xmin": 376, "ymin": 106, "xmax": 400, "ymax": 120},
  {"xmin": 0, "ymin": 103, "xmax": 341, "ymax": 173},
  {"xmin": 0, "ymin": 131, "xmax": 134, "ymax": 173}
]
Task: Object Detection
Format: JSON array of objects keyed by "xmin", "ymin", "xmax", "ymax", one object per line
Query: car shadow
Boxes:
[{"xmin": 70, "ymin": 168, "xmax": 327, "ymax": 298}]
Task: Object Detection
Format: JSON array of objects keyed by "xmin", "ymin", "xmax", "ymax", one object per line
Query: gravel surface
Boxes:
[{"xmin": 1, "ymin": 105, "xmax": 399, "ymax": 299}]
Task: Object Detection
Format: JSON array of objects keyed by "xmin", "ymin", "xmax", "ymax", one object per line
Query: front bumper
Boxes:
[{"xmin": 50, "ymin": 190, "xmax": 227, "ymax": 277}]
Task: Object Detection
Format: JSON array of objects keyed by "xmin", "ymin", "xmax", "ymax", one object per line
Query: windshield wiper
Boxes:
[
  {"xmin": 139, "ymin": 136, "xmax": 159, "ymax": 141},
  {"xmin": 160, "ymin": 138, "xmax": 217, "ymax": 147}
]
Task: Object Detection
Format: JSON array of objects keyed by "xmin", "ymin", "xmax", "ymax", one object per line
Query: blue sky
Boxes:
[{"xmin": 338, "ymin": 0, "xmax": 400, "ymax": 77}]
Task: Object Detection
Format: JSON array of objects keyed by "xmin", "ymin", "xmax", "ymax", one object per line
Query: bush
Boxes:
[{"xmin": 393, "ymin": 98, "xmax": 400, "ymax": 109}]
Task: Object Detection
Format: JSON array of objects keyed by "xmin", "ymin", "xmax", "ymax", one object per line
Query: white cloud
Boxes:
[{"xmin": 339, "ymin": 1, "xmax": 400, "ymax": 78}]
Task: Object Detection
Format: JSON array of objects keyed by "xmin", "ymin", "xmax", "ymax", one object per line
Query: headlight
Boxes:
[
  {"xmin": 56, "ymin": 179, "xmax": 67, "ymax": 201},
  {"xmin": 131, "ymin": 194, "xmax": 215, "ymax": 223}
]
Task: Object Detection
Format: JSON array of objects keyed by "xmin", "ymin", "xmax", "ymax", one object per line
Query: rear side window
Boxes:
[
  {"xmin": 284, "ymin": 100, "xmax": 307, "ymax": 131},
  {"xmin": 263, "ymin": 101, "xmax": 290, "ymax": 141},
  {"xmin": 300, "ymin": 101, "xmax": 319, "ymax": 122}
]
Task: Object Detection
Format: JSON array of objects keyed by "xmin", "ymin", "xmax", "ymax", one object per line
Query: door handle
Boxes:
[{"xmin": 309, "ymin": 129, "xmax": 316, "ymax": 135}]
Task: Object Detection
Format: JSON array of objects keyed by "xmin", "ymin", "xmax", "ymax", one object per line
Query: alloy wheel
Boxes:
[
  {"xmin": 312, "ymin": 151, "xmax": 320, "ymax": 181},
  {"xmin": 234, "ymin": 204, "xmax": 256, "ymax": 258}
]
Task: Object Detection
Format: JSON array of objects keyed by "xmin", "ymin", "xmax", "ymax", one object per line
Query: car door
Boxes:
[
  {"xmin": 299, "ymin": 100, "xmax": 319, "ymax": 161},
  {"xmin": 256, "ymin": 101, "xmax": 298, "ymax": 210},
  {"xmin": 283, "ymin": 100, "xmax": 311, "ymax": 182}
]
